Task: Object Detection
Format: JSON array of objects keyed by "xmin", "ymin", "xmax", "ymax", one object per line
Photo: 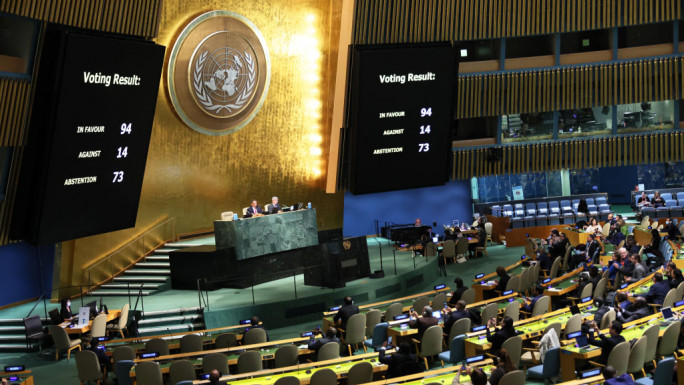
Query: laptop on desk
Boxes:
[
  {"xmin": 660, "ymin": 307, "xmax": 675, "ymax": 326},
  {"xmin": 575, "ymin": 334, "xmax": 591, "ymax": 349}
]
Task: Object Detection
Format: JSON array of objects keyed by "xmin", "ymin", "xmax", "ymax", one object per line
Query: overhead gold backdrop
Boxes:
[{"xmin": 57, "ymin": 0, "xmax": 345, "ymax": 294}]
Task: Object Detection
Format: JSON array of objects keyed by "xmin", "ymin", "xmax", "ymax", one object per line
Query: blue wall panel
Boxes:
[
  {"xmin": 343, "ymin": 181, "xmax": 473, "ymax": 237},
  {"xmin": 0, "ymin": 242, "xmax": 53, "ymax": 307},
  {"xmin": 598, "ymin": 165, "xmax": 638, "ymax": 204}
]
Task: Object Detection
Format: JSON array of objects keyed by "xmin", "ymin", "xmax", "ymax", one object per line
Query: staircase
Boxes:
[
  {"xmin": 0, "ymin": 318, "xmax": 45, "ymax": 351},
  {"xmin": 137, "ymin": 307, "xmax": 205, "ymax": 337}
]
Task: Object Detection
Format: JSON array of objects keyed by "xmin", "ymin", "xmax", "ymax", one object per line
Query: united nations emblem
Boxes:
[{"xmin": 167, "ymin": 11, "xmax": 270, "ymax": 135}]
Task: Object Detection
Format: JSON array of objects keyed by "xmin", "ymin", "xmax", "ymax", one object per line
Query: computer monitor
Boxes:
[
  {"xmin": 86, "ymin": 301, "xmax": 97, "ymax": 317},
  {"xmin": 661, "ymin": 307, "xmax": 674, "ymax": 320}
]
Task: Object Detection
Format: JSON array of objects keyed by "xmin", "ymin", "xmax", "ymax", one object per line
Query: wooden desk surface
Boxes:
[
  {"xmin": 322, "ymin": 287, "xmax": 450, "ymax": 317},
  {"xmin": 58, "ymin": 309, "xmax": 121, "ymax": 334},
  {"xmin": 363, "ymin": 360, "xmax": 495, "ymax": 385},
  {"xmin": 0, "ymin": 370, "xmax": 33, "ymax": 385}
]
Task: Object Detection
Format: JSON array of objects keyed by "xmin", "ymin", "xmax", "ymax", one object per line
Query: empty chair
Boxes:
[
  {"xmin": 523, "ymin": 214, "xmax": 536, "ymax": 228},
  {"xmin": 525, "ymin": 202, "xmax": 536, "ymax": 216},
  {"xmin": 504, "ymin": 275, "xmax": 520, "ymax": 293},
  {"xmin": 527, "ymin": 347, "xmax": 560, "ymax": 384},
  {"xmin": 657, "ymin": 321, "xmax": 680, "ymax": 358},
  {"xmin": 48, "ymin": 325, "xmax": 81, "ymax": 361},
  {"xmin": 180, "ymin": 334, "xmax": 203, "ymax": 353},
  {"xmin": 667, "ymin": 200, "xmax": 683, "ymax": 217},
  {"xmin": 364, "ymin": 322, "xmax": 388, "ymax": 351},
  {"xmin": 75, "ymin": 350, "xmax": 104, "ymax": 384},
  {"xmin": 309, "ymin": 368, "xmax": 337, "ymax": 385},
  {"xmin": 514, "ymin": 203, "xmax": 525, "ymax": 217},
  {"xmin": 441, "ymin": 240, "xmax": 456, "ymax": 264},
  {"xmin": 502, "ymin": 204, "xmax": 514, "ymax": 217},
  {"xmin": 384, "ymin": 302, "xmax": 403, "ymax": 322},
  {"xmin": 447, "ymin": 318, "xmax": 471, "ymax": 343},
  {"xmin": 661, "ymin": 193, "xmax": 673, "ymax": 201},
  {"xmin": 274, "ymin": 376, "xmax": 301, "ymax": 385},
  {"xmin": 455, "ymin": 238, "xmax": 469, "ymax": 261},
  {"xmin": 84, "ymin": 313, "xmax": 107, "ymax": 342},
  {"xmin": 424, "ymin": 242, "xmax": 438, "ymax": 257},
  {"xmin": 214, "ymin": 333, "xmax": 238, "ymax": 349},
  {"xmin": 531, "ymin": 296, "xmax": 550, "ymax": 317},
  {"xmin": 460, "ymin": 289, "xmax": 475, "ymax": 304},
  {"xmin": 114, "ymin": 360, "xmax": 135, "ymax": 385},
  {"xmin": 485, "ymin": 222, "xmax": 493, "ymax": 244},
  {"xmin": 491, "ymin": 205, "xmax": 502, "ymax": 217},
  {"xmin": 548, "ymin": 201, "xmax": 560, "ymax": 215},
  {"xmin": 412, "ymin": 297, "xmax": 430, "ymax": 315},
  {"xmin": 364, "ymin": 309, "xmax": 382, "ymax": 338},
  {"xmin": 145, "ymin": 338, "xmax": 169, "ymax": 356},
  {"xmin": 220, "ymin": 211, "xmax": 235, "ymax": 220},
  {"xmin": 169, "ymin": 360, "xmax": 196, "ymax": 385},
  {"xmin": 347, "ymin": 361, "xmax": 373, "ymax": 385},
  {"xmin": 594, "ymin": 278, "xmax": 608, "ymax": 300},
  {"xmin": 499, "ymin": 370, "xmax": 525, "ymax": 385},
  {"xmin": 237, "ymin": 350, "xmax": 263, "ymax": 373},
  {"xmin": 438, "ymin": 334, "xmax": 466, "ymax": 364},
  {"xmin": 503, "ymin": 300, "xmax": 520, "ymax": 322},
  {"xmin": 136, "ymin": 361, "xmax": 163, "ymax": 385},
  {"xmin": 564, "ymin": 314, "xmax": 583, "ymax": 338},
  {"xmin": 342, "ymin": 313, "xmax": 367, "ymax": 355},
  {"xmin": 112, "ymin": 346, "xmax": 136, "ymax": 363},
  {"xmin": 511, "ymin": 217, "xmax": 524, "ymax": 229},
  {"xmin": 243, "ymin": 327, "xmax": 268, "ymax": 345},
  {"xmin": 642, "ymin": 324, "xmax": 660, "ymax": 368},
  {"xmin": 595, "ymin": 196, "xmax": 607, "ymax": 205},
  {"xmin": 560, "ymin": 200, "xmax": 572, "ymax": 213},
  {"xmin": 587, "ymin": 205, "xmax": 599, "ymax": 216},
  {"xmin": 202, "ymin": 352, "xmax": 229, "ymax": 374},
  {"xmin": 107, "ymin": 303, "xmax": 129, "ymax": 338},
  {"xmin": 627, "ymin": 337, "xmax": 647, "ymax": 378},
  {"xmin": 599, "ymin": 309, "xmax": 616, "ymax": 330},
  {"xmin": 537, "ymin": 202, "xmax": 548, "ymax": 215},
  {"xmin": 274, "ymin": 344, "xmax": 299, "ymax": 368},
  {"xmin": 480, "ymin": 303, "xmax": 499, "ymax": 326},
  {"xmin": 635, "ymin": 357, "xmax": 675, "ymax": 385},
  {"xmin": 662, "ymin": 289, "xmax": 677, "ymax": 309},
  {"xmin": 317, "ymin": 341, "xmax": 340, "ymax": 361},
  {"xmin": 501, "ymin": 336, "xmax": 523, "ymax": 367},
  {"xmin": 431, "ymin": 292, "xmax": 447, "ymax": 309},
  {"xmin": 24, "ymin": 315, "xmax": 46, "ymax": 352},
  {"xmin": 414, "ymin": 325, "xmax": 444, "ymax": 369}
]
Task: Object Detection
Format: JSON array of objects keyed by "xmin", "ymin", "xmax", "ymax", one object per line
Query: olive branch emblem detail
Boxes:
[{"xmin": 193, "ymin": 50, "xmax": 256, "ymax": 113}]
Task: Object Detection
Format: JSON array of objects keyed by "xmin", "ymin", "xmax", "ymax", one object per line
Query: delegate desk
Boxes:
[
  {"xmin": 464, "ymin": 301, "xmax": 596, "ymax": 357},
  {"xmin": 471, "ymin": 259, "xmax": 529, "ymax": 285},
  {"xmin": 543, "ymin": 267, "xmax": 585, "ymax": 299},
  {"xmin": 364, "ymin": 361, "xmax": 495, "ymax": 385},
  {"xmin": 214, "ymin": 209, "xmax": 318, "ymax": 260},
  {"xmin": 191, "ymin": 353, "xmax": 387, "ymax": 385},
  {"xmin": 559, "ymin": 306, "xmax": 684, "ymax": 381},
  {"xmin": 58, "ymin": 309, "xmax": 121, "ymax": 335},
  {"xmin": 103, "ymin": 323, "xmax": 251, "ymax": 352},
  {"xmin": 0, "ymin": 370, "xmax": 34, "ymax": 385}
]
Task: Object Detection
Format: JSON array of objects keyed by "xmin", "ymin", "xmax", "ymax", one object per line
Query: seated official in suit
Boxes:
[
  {"xmin": 522, "ymin": 284, "xmax": 544, "ymax": 315},
  {"xmin": 588, "ymin": 320, "xmax": 625, "ymax": 365},
  {"xmin": 333, "ymin": 296, "xmax": 359, "ymax": 329},
  {"xmin": 409, "ymin": 306, "xmax": 439, "ymax": 340},
  {"xmin": 486, "ymin": 316, "xmax": 517, "ymax": 355},
  {"xmin": 448, "ymin": 278, "xmax": 468, "ymax": 305},
  {"xmin": 208, "ymin": 369, "xmax": 228, "ymax": 385},
  {"xmin": 308, "ymin": 327, "xmax": 340, "ymax": 354},
  {"xmin": 267, "ymin": 196, "xmax": 282, "ymax": 214},
  {"xmin": 646, "ymin": 272, "xmax": 670, "ymax": 305},
  {"xmin": 244, "ymin": 200, "xmax": 264, "ymax": 218},
  {"xmin": 602, "ymin": 365, "xmax": 635, "ymax": 385},
  {"xmin": 490, "ymin": 266, "xmax": 510, "ymax": 299},
  {"xmin": 616, "ymin": 296, "xmax": 650, "ymax": 323},
  {"xmin": 379, "ymin": 341, "xmax": 420, "ymax": 378},
  {"xmin": 443, "ymin": 300, "xmax": 470, "ymax": 332},
  {"xmin": 243, "ymin": 316, "xmax": 269, "ymax": 341}
]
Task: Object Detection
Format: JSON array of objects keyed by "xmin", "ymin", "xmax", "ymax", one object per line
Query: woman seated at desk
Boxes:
[{"xmin": 60, "ymin": 298, "xmax": 73, "ymax": 322}]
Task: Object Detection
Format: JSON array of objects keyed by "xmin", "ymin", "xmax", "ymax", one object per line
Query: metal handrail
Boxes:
[{"xmin": 86, "ymin": 217, "xmax": 177, "ymax": 290}]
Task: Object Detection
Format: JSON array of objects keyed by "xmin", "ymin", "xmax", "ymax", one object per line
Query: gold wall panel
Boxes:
[
  {"xmin": 56, "ymin": 0, "xmax": 346, "ymax": 291},
  {"xmin": 352, "ymin": 0, "xmax": 681, "ymax": 43},
  {"xmin": 451, "ymin": 132, "xmax": 684, "ymax": 180}
]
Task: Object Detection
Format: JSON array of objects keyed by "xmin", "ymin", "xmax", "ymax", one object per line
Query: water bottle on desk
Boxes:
[{"xmin": 307, "ymin": 202, "xmax": 312, "ymax": 209}]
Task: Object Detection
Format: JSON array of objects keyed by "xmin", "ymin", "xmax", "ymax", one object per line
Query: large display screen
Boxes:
[
  {"xmin": 347, "ymin": 43, "xmax": 458, "ymax": 194},
  {"xmin": 11, "ymin": 29, "xmax": 165, "ymax": 244}
]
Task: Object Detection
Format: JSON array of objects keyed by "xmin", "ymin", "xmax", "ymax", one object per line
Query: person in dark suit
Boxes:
[
  {"xmin": 448, "ymin": 278, "xmax": 468, "ymax": 305},
  {"xmin": 443, "ymin": 300, "xmax": 470, "ymax": 332},
  {"xmin": 522, "ymin": 285, "xmax": 544, "ymax": 315},
  {"xmin": 333, "ymin": 296, "xmax": 359, "ymax": 329},
  {"xmin": 646, "ymin": 272, "xmax": 670, "ymax": 305},
  {"xmin": 637, "ymin": 192, "xmax": 651, "ymax": 208},
  {"xmin": 549, "ymin": 233, "xmax": 568, "ymax": 260},
  {"xmin": 617, "ymin": 296, "xmax": 650, "ymax": 323},
  {"xmin": 379, "ymin": 341, "xmax": 420, "ymax": 378},
  {"xmin": 602, "ymin": 365, "xmax": 635, "ymax": 385},
  {"xmin": 208, "ymin": 369, "xmax": 228, "ymax": 385},
  {"xmin": 609, "ymin": 227, "xmax": 625, "ymax": 247},
  {"xmin": 244, "ymin": 200, "xmax": 263, "ymax": 218},
  {"xmin": 486, "ymin": 316, "xmax": 517, "ymax": 355},
  {"xmin": 307, "ymin": 326, "xmax": 340, "ymax": 355},
  {"xmin": 669, "ymin": 268, "xmax": 683, "ymax": 290},
  {"xmin": 267, "ymin": 196, "xmax": 282, "ymax": 214},
  {"xmin": 88, "ymin": 339, "xmax": 110, "ymax": 374},
  {"xmin": 491, "ymin": 266, "xmax": 510, "ymax": 299},
  {"xmin": 408, "ymin": 306, "xmax": 439, "ymax": 340},
  {"xmin": 60, "ymin": 298, "xmax": 73, "ymax": 321},
  {"xmin": 537, "ymin": 250, "xmax": 553, "ymax": 273},
  {"xmin": 588, "ymin": 320, "xmax": 626, "ymax": 365},
  {"xmin": 243, "ymin": 316, "xmax": 269, "ymax": 341},
  {"xmin": 665, "ymin": 218, "xmax": 681, "ymax": 240}
]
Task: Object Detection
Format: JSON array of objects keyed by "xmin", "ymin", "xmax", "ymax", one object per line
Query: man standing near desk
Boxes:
[
  {"xmin": 588, "ymin": 320, "xmax": 625, "ymax": 365},
  {"xmin": 267, "ymin": 196, "xmax": 282, "ymax": 214},
  {"xmin": 245, "ymin": 200, "xmax": 264, "ymax": 218},
  {"xmin": 333, "ymin": 296, "xmax": 359, "ymax": 329}
]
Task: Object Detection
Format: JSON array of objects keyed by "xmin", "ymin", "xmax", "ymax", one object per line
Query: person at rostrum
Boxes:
[
  {"xmin": 587, "ymin": 319, "xmax": 625, "ymax": 365},
  {"xmin": 378, "ymin": 341, "xmax": 420, "ymax": 378},
  {"xmin": 442, "ymin": 300, "xmax": 470, "ymax": 332},
  {"xmin": 486, "ymin": 316, "xmax": 517, "ymax": 355},
  {"xmin": 307, "ymin": 326, "xmax": 340, "ymax": 356},
  {"xmin": 448, "ymin": 277, "xmax": 468, "ymax": 305},
  {"xmin": 244, "ymin": 200, "xmax": 264, "ymax": 218},
  {"xmin": 268, "ymin": 196, "xmax": 282, "ymax": 214},
  {"xmin": 333, "ymin": 296, "xmax": 359, "ymax": 329},
  {"xmin": 408, "ymin": 306, "xmax": 439, "ymax": 340}
]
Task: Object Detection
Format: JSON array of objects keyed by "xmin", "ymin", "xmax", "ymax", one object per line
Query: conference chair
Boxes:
[
  {"xmin": 502, "ymin": 204, "xmax": 514, "ymax": 217},
  {"xmin": 202, "ymin": 352, "xmax": 229, "ymax": 374},
  {"xmin": 657, "ymin": 321, "xmax": 680, "ymax": 358},
  {"xmin": 274, "ymin": 376, "xmax": 301, "ymax": 385},
  {"xmin": 643, "ymin": 324, "xmax": 660, "ymax": 368},
  {"xmin": 107, "ymin": 303, "xmax": 129, "ymax": 338},
  {"xmin": 503, "ymin": 300, "xmax": 520, "ymax": 322},
  {"xmin": 599, "ymin": 309, "xmax": 616, "ymax": 330},
  {"xmin": 48, "ymin": 324, "xmax": 81, "ymax": 361},
  {"xmin": 627, "ymin": 337, "xmax": 648, "ymax": 379},
  {"xmin": 564, "ymin": 314, "xmax": 583, "ymax": 338},
  {"xmin": 145, "ymin": 338, "xmax": 169, "ymax": 356},
  {"xmin": 413, "ymin": 325, "xmax": 443, "ymax": 370},
  {"xmin": 676, "ymin": 281, "xmax": 684, "ymax": 302},
  {"xmin": 593, "ymin": 278, "xmax": 608, "ymax": 300},
  {"xmin": 438, "ymin": 334, "xmax": 466, "ymax": 364},
  {"xmin": 237, "ymin": 350, "xmax": 263, "ymax": 373},
  {"xmin": 635, "ymin": 357, "xmax": 675, "ymax": 385},
  {"xmin": 317, "ymin": 342, "xmax": 340, "ymax": 361},
  {"xmin": 475, "ymin": 240, "xmax": 488, "ymax": 257},
  {"xmin": 364, "ymin": 322, "xmax": 388, "ymax": 351},
  {"xmin": 214, "ymin": 333, "xmax": 238, "ymax": 348},
  {"xmin": 75, "ymin": 350, "xmax": 104, "ymax": 385},
  {"xmin": 460, "ymin": 289, "xmax": 475, "ymax": 305},
  {"xmin": 309, "ymin": 368, "xmax": 337, "ymax": 385},
  {"xmin": 455, "ymin": 238, "xmax": 469, "ymax": 262},
  {"xmin": 114, "ymin": 360, "xmax": 135, "ymax": 385},
  {"xmin": 502, "ymin": 275, "xmax": 519, "ymax": 294},
  {"xmin": 383, "ymin": 302, "xmax": 403, "ymax": 322},
  {"xmin": 242, "ymin": 207, "xmax": 250, "ymax": 216},
  {"xmin": 412, "ymin": 297, "xmax": 430, "ymax": 315},
  {"xmin": 447, "ymin": 318, "xmax": 471, "ymax": 344},
  {"xmin": 83, "ymin": 313, "xmax": 107, "ymax": 343},
  {"xmin": 23, "ymin": 315, "xmax": 46, "ymax": 353},
  {"xmin": 431, "ymin": 292, "xmax": 447, "ymax": 309},
  {"xmin": 499, "ymin": 370, "xmax": 525, "ymax": 385},
  {"xmin": 548, "ymin": 201, "xmax": 560, "ymax": 215},
  {"xmin": 501, "ymin": 336, "xmax": 523, "ymax": 367},
  {"xmin": 424, "ymin": 242, "xmax": 438, "ymax": 257},
  {"xmin": 112, "ymin": 346, "xmax": 136, "ymax": 363},
  {"xmin": 243, "ymin": 327, "xmax": 268, "ymax": 345},
  {"xmin": 567, "ymin": 283, "xmax": 593, "ymax": 305},
  {"xmin": 479, "ymin": 303, "xmax": 498, "ymax": 326},
  {"xmin": 347, "ymin": 361, "xmax": 373, "ymax": 385},
  {"xmin": 589, "ymin": 341, "xmax": 630, "ymax": 375},
  {"xmin": 180, "ymin": 334, "xmax": 203, "ymax": 353},
  {"xmin": 48, "ymin": 309, "xmax": 62, "ymax": 325},
  {"xmin": 521, "ymin": 296, "xmax": 550, "ymax": 318},
  {"xmin": 168, "ymin": 360, "xmax": 196, "ymax": 385},
  {"xmin": 135, "ymin": 361, "xmax": 163, "ymax": 385},
  {"xmin": 364, "ymin": 309, "xmax": 382, "ymax": 338},
  {"xmin": 546, "ymin": 257, "xmax": 561, "ymax": 279},
  {"xmin": 274, "ymin": 344, "xmax": 299, "ymax": 368},
  {"xmin": 220, "ymin": 211, "xmax": 235, "ymax": 221},
  {"xmin": 485, "ymin": 222, "xmax": 493, "ymax": 244},
  {"xmin": 441, "ymin": 240, "xmax": 455, "ymax": 265},
  {"xmin": 543, "ymin": 323, "xmax": 561, "ymax": 340},
  {"xmin": 527, "ymin": 347, "xmax": 560, "ymax": 385},
  {"xmin": 342, "ymin": 313, "xmax": 367, "ymax": 355}
]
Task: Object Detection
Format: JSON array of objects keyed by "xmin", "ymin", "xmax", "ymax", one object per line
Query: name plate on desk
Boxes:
[{"xmin": 214, "ymin": 209, "xmax": 319, "ymax": 260}]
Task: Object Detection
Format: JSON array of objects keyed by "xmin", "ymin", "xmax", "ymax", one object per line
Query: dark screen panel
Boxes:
[{"xmin": 348, "ymin": 44, "xmax": 458, "ymax": 194}]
